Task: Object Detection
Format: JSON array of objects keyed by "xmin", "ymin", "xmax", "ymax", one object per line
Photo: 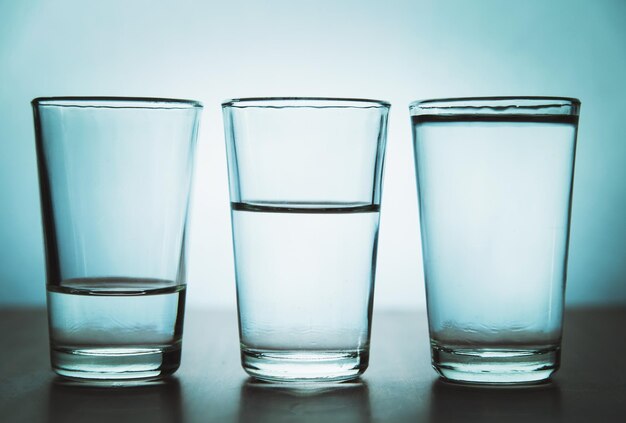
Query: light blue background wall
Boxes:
[{"xmin": 1, "ymin": 0, "xmax": 625, "ymax": 309}]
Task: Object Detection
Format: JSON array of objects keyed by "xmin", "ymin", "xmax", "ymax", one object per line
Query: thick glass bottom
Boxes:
[
  {"xmin": 241, "ymin": 347, "xmax": 368, "ymax": 383},
  {"xmin": 431, "ymin": 344, "xmax": 560, "ymax": 385},
  {"xmin": 51, "ymin": 344, "xmax": 181, "ymax": 382}
]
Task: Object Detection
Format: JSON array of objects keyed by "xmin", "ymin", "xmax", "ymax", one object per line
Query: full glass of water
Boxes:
[
  {"xmin": 222, "ymin": 97, "xmax": 390, "ymax": 382},
  {"xmin": 410, "ymin": 97, "xmax": 580, "ymax": 384},
  {"xmin": 32, "ymin": 97, "xmax": 202, "ymax": 381}
]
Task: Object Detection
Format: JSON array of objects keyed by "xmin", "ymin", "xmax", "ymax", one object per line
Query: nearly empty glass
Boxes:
[
  {"xmin": 222, "ymin": 97, "xmax": 390, "ymax": 382},
  {"xmin": 33, "ymin": 97, "xmax": 202, "ymax": 381},
  {"xmin": 411, "ymin": 97, "xmax": 580, "ymax": 384}
]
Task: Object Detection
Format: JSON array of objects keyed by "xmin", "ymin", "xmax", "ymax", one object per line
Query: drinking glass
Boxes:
[
  {"xmin": 33, "ymin": 97, "xmax": 202, "ymax": 381},
  {"xmin": 222, "ymin": 97, "xmax": 390, "ymax": 382},
  {"xmin": 411, "ymin": 97, "xmax": 580, "ymax": 384}
]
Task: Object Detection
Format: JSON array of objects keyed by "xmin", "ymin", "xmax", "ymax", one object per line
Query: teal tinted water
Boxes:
[
  {"xmin": 47, "ymin": 278, "xmax": 185, "ymax": 381},
  {"xmin": 231, "ymin": 202, "xmax": 380, "ymax": 381},
  {"xmin": 413, "ymin": 115, "xmax": 577, "ymax": 383}
]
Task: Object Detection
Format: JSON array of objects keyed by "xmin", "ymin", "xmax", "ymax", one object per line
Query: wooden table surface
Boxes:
[{"xmin": 0, "ymin": 307, "xmax": 624, "ymax": 422}]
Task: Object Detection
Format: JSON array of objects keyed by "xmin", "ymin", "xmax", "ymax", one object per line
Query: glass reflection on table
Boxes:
[
  {"xmin": 47, "ymin": 376, "xmax": 182, "ymax": 423},
  {"xmin": 238, "ymin": 379, "xmax": 371, "ymax": 423},
  {"xmin": 428, "ymin": 379, "xmax": 562, "ymax": 422}
]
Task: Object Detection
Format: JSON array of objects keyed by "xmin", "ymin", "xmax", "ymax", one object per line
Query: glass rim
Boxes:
[
  {"xmin": 409, "ymin": 96, "xmax": 580, "ymax": 115},
  {"xmin": 32, "ymin": 96, "xmax": 203, "ymax": 109},
  {"xmin": 222, "ymin": 97, "xmax": 391, "ymax": 109}
]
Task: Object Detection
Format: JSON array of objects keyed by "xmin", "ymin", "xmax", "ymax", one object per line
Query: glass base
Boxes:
[
  {"xmin": 241, "ymin": 348, "xmax": 368, "ymax": 383},
  {"xmin": 51, "ymin": 345, "xmax": 181, "ymax": 382},
  {"xmin": 431, "ymin": 344, "xmax": 560, "ymax": 385}
]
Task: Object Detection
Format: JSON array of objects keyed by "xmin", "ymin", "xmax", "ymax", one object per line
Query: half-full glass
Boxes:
[
  {"xmin": 411, "ymin": 97, "xmax": 580, "ymax": 384},
  {"xmin": 33, "ymin": 97, "xmax": 202, "ymax": 381},
  {"xmin": 223, "ymin": 97, "xmax": 390, "ymax": 382}
]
